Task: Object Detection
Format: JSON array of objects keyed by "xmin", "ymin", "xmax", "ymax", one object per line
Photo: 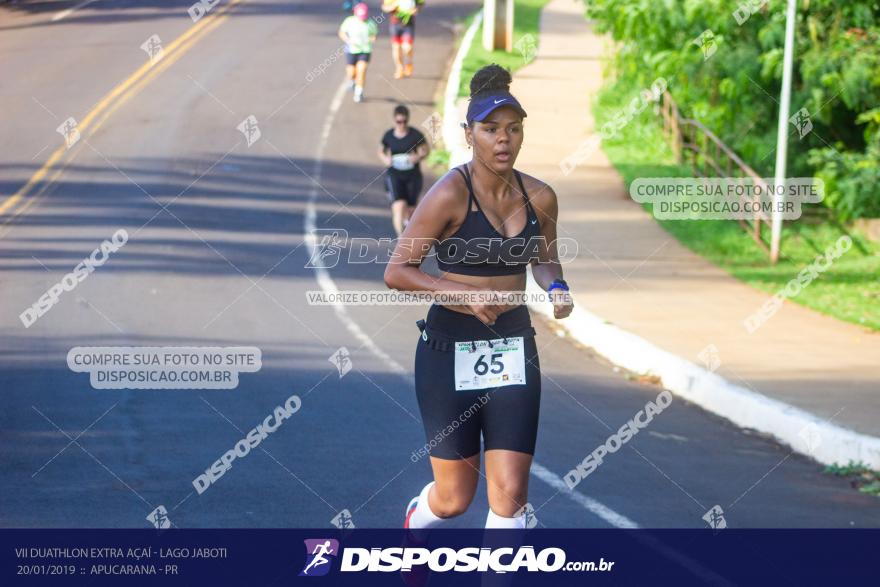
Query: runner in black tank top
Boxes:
[{"xmin": 384, "ymin": 64, "xmax": 573, "ymax": 533}]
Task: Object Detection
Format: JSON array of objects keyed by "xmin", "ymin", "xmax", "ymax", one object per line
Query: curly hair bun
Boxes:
[{"xmin": 469, "ymin": 64, "xmax": 512, "ymax": 98}]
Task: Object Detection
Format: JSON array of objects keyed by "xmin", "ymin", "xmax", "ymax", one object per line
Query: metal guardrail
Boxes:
[{"xmin": 658, "ymin": 91, "xmax": 772, "ymax": 255}]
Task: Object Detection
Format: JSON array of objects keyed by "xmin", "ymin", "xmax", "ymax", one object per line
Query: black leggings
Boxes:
[{"xmin": 414, "ymin": 304, "xmax": 541, "ymax": 460}]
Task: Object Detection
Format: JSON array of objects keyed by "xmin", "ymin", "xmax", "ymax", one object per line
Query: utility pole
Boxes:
[
  {"xmin": 482, "ymin": 0, "xmax": 514, "ymax": 52},
  {"xmin": 770, "ymin": 0, "xmax": 798, "ymax": 264}
]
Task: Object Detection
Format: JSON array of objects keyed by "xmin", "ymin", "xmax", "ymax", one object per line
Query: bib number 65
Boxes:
[{"xmin": 474, "ymin": 353, "xmax": 504, "ymax": 376}]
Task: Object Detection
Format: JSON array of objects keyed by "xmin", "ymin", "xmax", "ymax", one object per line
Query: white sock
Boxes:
[
  {"xmin": 485, "ymin": 507, "xmax": 527, "ymax": 529},
  {"xmin": 407, "ymin": 482, "xmax": 444, "ymax": 529},
  {"xmin": 482, "ymin": 509, "xmax": 527, "ymax": 586}
]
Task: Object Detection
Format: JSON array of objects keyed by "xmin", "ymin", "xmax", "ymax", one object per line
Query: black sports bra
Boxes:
[{"xmin": 434, "ymin": 165, "xmax": 544, "ymax": 276}]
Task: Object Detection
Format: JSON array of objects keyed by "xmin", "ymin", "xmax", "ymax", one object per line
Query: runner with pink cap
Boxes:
[{"xmin": 338, "ymin": 2, "xmax": 377, "ymax": 103}]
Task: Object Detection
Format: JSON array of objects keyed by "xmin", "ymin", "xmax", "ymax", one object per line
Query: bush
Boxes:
[{"xmin": 583, "ymin": 0, "xmax": 880, "ymax": 221}]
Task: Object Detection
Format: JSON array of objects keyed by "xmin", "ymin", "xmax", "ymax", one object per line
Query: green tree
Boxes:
[{"xmin": 584, "ymin": 0, "xmax": 880, "ymax": 220}]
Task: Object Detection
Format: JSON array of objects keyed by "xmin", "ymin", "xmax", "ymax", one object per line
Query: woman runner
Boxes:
[
  {"xmin": 338, "ymin": 2, "xmax": 377, "ymax": 103},
  {"xmin": 381, "ymin": 0, "xmax": 424, "ymax": 78},
  {"xmin": 384, "ymin": 64, "xmax": 573, "ymax": 530},
  {"xmin": 378, "ymin": 104, "xmax": 430, "ymax": 236}
]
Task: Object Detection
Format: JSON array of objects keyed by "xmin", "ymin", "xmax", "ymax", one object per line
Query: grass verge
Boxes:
[
  {"xmin": 824, "ymin": 461, "xmax": 880, "ymax": 497},
  {"xmin": 424, "ymin": 147, "xmax": 450, "ymax": 176},
  {"xmin": 457, "ymin": 0, "xmax": 551, "ymax": 98},
  {"xmin": 592, "ymin": 78, "xmax": 880, "ymax": 331}
]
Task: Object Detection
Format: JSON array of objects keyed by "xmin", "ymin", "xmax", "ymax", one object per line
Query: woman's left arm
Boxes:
[{"xmin": 529, "ymin": 180, "xmax": 573, "ymax": 319}]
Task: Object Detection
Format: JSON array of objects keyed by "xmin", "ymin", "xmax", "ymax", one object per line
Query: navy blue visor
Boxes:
[{"xmin": 466, "ymin": 91, "xmax": 527, "ymax": 124}]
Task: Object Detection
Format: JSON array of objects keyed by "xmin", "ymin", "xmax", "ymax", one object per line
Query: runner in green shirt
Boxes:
[{"xmin": 338, "ymin": 3, "xmax": 378, "ymax": 103}]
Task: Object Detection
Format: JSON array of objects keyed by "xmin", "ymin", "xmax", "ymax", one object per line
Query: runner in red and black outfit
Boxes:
[{"xmin": 381, "ymin": 0, "xmax": 425, "ymax": 79}]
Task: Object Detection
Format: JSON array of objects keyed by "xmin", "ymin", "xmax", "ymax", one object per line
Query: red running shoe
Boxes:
[
  {"xmin": 401, "ymin": 494, "xmax": 430, "ymax": 586},
  {"xmin": 404, "ymin": 495, "xmax": 419, "ymax": 529}
]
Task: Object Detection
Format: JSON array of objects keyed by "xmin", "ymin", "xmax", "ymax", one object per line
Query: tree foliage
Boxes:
[{"xmin": 584, "ymin": 0, "xmax": 880, "ymax": 220}]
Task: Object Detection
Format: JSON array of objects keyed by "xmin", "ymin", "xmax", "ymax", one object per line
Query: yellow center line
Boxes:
[{"xmin": 0, "ymin": 0, "xmax": 245, "ymax": 224}]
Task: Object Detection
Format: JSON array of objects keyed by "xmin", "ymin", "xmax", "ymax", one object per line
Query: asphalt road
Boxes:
[{"xmin": 1, "ymin": 0, "xmax": 878, "ymax": 536}]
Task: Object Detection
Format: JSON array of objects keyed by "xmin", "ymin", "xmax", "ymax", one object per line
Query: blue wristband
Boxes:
[{"xmin": 547, "ymin": 279, "xmax": 569, "ymax": 293}]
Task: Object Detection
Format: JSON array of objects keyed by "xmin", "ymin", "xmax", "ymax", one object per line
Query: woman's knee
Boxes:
[
  {"xmin": 486, "ymin": 476, "xmax": 529, "ymax": 517},
  {"xmin": 431, "ymin": 480, "xmax": 476, "ymax": 518}
]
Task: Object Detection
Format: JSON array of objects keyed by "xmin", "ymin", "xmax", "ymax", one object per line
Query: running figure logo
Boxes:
[
  {"xmin": 328, "ymin": 347, "xmax": 352, "ymax": 378},
  {"xmin": 305, "ymin": 229, "xmax": 347, "ymax": 269},
  {"xmin": 56, "ymin": 117, "xmax": 80, "ymax": 149},
  {"xmin": 692, "ymin": 29, "xmax": 717, "ymax": 60},
  {"xmin": 237, "ymin": 115, "xmax": 261, "ymax": 147},
  {"xmin": 299, "ymin": 539, "xmax": 339, "ymax": 577},
  {"xmin": 789, "ymin": 108, "xmax": 813, "ymax": 139},
  {"xmin": 330, "ymin": 508, "xmax": 356, "ymax": 529},
  {"xmin": 140, "ymin": 34, "xmax": 164, "ymax": 64},
  {"xmin": 420, "ymin": 111, "xmax": 443, "ymax": 144},
  {"xmin": 146, "ymin": 505, "xmax": 171, "ymax": 529},
  {"xmin": 515, "ymin": 502, "xmax": 539, "ymax": 528},
  {"xmin": 702, "ymin": 505, "xmax": 727, "ymax": 531},
  {"xmin": 697, "ymin": 344, "xmax": 721, "ymax": 373},
  {"xmin": 514, "ymin": 33, "xmax": 537, "ymax": 64}
]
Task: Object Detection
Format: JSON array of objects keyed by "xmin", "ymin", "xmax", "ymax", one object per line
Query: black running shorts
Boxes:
[
  {"xmin": 414, "ymin": 304, "xmax": 541, "ymax": 460},
  {"xmin": 345, "ymin": 52, "xmax": 371, "ymax": 65},
  {"xmin": 385, "ymin": 170, "xmax": 423, "ymax": 206}
]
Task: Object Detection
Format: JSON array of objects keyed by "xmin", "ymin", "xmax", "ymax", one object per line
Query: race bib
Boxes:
[
  {"xmin": 391, "ymin": 153, "xmax": 414, "ymax": 171},
  {"xmin": 454, "ymin": 337, "xmax": 526, "ymax": 391},
  {"xmin": 398, "ymin": 0, "xmax": 416, "ymax": 11}
]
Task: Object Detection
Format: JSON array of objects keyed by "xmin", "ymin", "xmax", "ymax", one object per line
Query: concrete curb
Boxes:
[
  {"xmin": 442, "ymin": 10, "xmax": 482, "ymax": 167},
  {"xmin": 525, "ymin": 278, "xmax": 880, "ymax": 470}
]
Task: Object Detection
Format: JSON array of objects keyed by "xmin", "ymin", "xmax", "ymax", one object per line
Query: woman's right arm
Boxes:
[
  {"xmin": 384, "ymin": 172, "xmax": 466, "ymax": 294},
  {"xmin": 377, "ymin": 142, "xmax": 391, "ymax": 167}
]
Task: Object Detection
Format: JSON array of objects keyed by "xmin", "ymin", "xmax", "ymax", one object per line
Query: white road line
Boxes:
[
  {"xmin": 52, "ymin": 0, "xmax": 102, "ymax": 22},
  {"xmin": 303, "ymin": 81, "xmax": 636, "ymax": 531},
  {"xmin": 529, "ymin": 463, "xmax": 638, "ymax": 528},
  {"xmin": 529, "ymin": 467, "xmax": 735, "ymax": 584},
  {"xmin": 304, "ymin": 81, "xmax": 409, "ymax": 379}
]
